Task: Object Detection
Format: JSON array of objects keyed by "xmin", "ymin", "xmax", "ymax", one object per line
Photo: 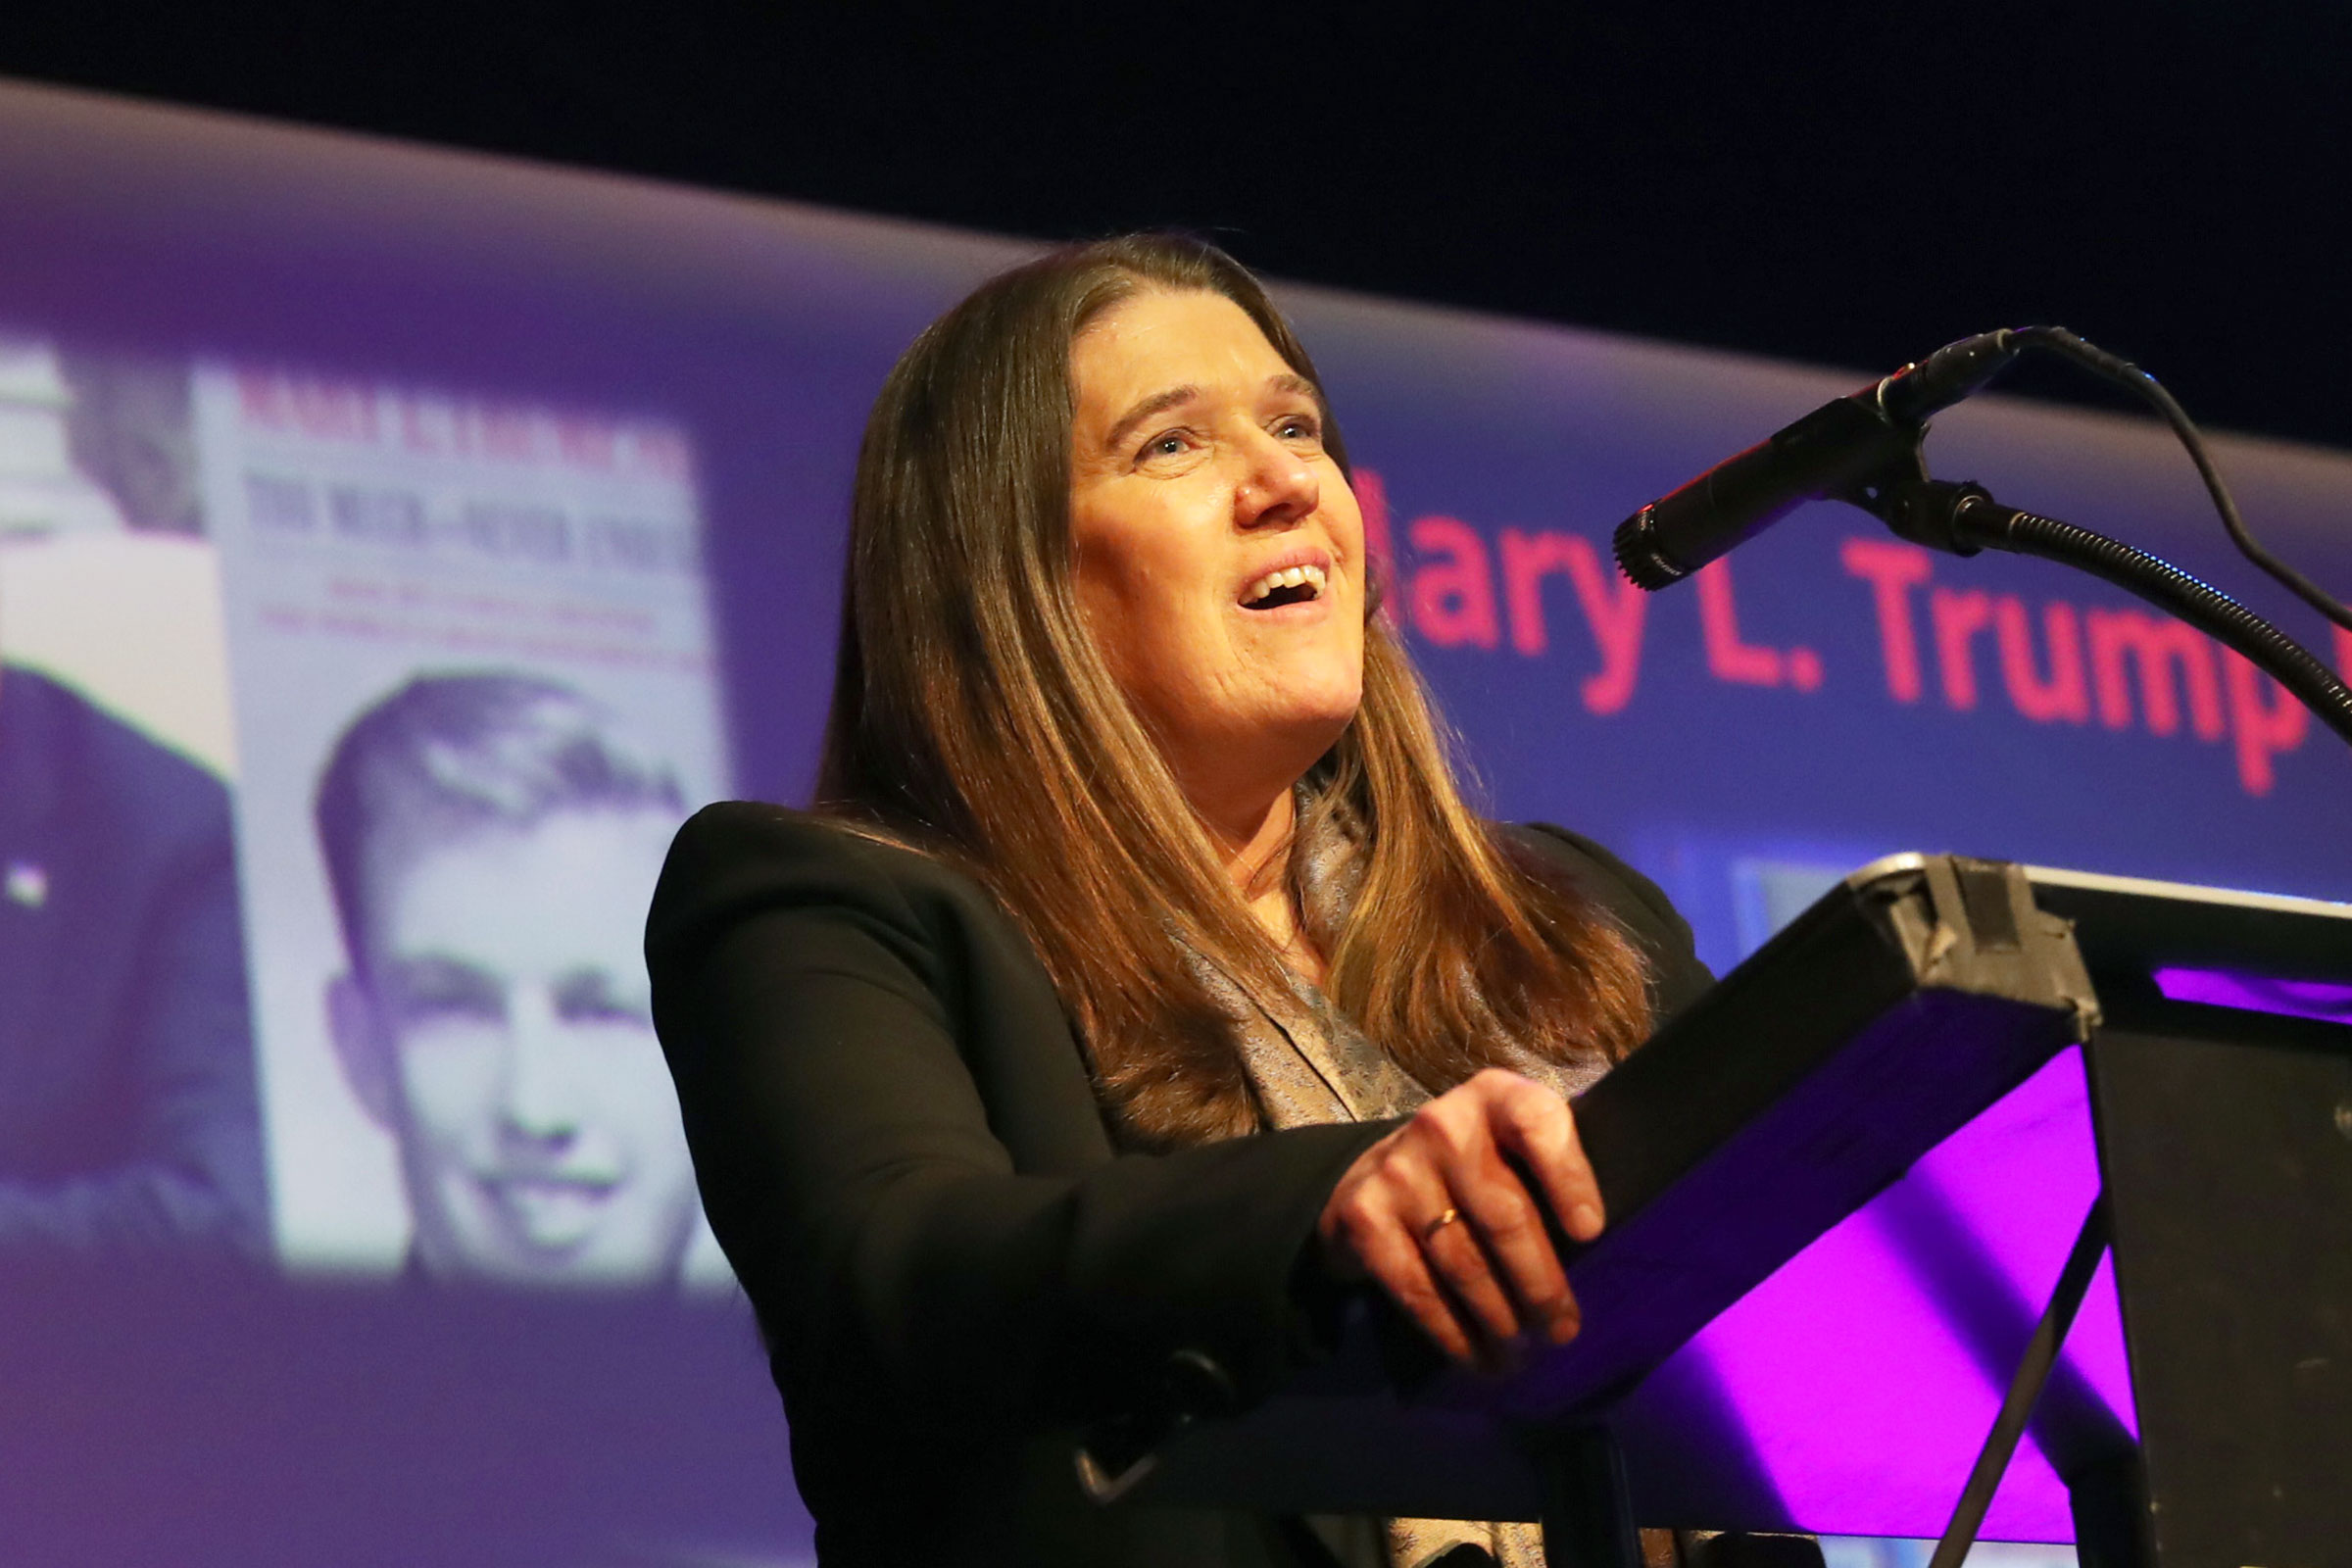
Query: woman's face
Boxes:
[{"xmin": 1067, "ymin": 288, "xmax": 1365, "ymax": 809}]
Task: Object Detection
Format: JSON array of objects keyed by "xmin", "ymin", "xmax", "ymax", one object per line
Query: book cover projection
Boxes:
[{"xmin": 193, "ymin": 367, "xmax": 735, "ymax": 1291}]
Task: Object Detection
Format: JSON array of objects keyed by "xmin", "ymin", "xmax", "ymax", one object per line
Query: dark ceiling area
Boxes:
[{"xmin": 6, "ymin": 3, "xmax": 2347, "ymax": 449}]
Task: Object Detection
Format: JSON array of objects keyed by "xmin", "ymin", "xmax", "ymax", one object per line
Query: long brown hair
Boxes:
[{"xmin": 816, "ymin": 233, "xmax": 1650, "ymax": 1149}]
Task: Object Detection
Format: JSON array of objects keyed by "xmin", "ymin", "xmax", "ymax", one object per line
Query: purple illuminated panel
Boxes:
[
  {"xmin": 1655, "ymin": 1049, "xmax": 2133, "ymax": 1541},
  {"xmin": 2154, "ymin": 966, "xmax": 2352, "ymax": 1024}
]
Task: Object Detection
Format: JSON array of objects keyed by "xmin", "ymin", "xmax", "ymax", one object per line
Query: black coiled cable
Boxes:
[{"xmin": 1951, "ymin": 491, "xmax": 2352, "ymax": 746}]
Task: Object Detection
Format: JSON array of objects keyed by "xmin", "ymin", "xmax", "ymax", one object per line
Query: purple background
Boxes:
[{"xmin": 4, "ymin": 78, "xmax": 2349, "ymax": 1560}]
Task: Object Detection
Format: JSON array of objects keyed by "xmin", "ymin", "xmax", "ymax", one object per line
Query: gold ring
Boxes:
[{"xmin": 1420, "ymin": 1206, "xmax": 1461, "ymax": 1243}]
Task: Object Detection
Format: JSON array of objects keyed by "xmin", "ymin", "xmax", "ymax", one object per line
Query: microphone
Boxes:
[{"xmin": 1612, "ymin": 328, "xmax": 2029, "ymax": 589}]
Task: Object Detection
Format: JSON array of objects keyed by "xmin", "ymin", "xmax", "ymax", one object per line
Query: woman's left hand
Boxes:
[{"xmin": 1314, "ymin": 1067, "xmax": 1603, "ymax": 1370}]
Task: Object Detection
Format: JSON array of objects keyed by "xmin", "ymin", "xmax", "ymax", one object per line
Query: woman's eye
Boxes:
[
  {"xmin": 1137, "ymin": 429, "xmax": 1193, "ymax": 463},
  {"xmin": 1276, "ymin": 414, "xmax": 1321, "ymax": 442}
]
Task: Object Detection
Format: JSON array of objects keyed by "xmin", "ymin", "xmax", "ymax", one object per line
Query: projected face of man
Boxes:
[{"xmin": 334, "ymin": 807, "xmax": 697, "ymax": 1286}]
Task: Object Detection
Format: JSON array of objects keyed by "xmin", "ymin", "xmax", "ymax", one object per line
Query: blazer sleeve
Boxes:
[{"xmin": 645, "ymin": 803, "xmax": 1391, "ymax": 1437}]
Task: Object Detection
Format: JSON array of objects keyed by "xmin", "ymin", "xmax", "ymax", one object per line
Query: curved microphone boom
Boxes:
[{"xmin": 1611, "ymin": 329, "xmax": 2029, "ymax": 590}]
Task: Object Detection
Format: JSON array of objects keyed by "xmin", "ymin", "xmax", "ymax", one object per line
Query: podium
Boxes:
[{"xmin": 1114, "ymin": 856, "xmax": 2352, "ymax": 1568}]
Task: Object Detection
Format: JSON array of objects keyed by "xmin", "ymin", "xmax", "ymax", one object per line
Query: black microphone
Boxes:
[{"xmin": 1611, "ymin": 328, "xmax": 2030, "ymax": 589}]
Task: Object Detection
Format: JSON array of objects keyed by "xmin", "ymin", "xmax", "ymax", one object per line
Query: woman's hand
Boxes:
[{"xmin": 1315, "ymin": 1067, "xmax": 1603, "ymax": 1369}]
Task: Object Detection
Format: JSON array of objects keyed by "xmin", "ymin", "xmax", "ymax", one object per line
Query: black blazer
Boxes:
[{"xmin": 646, "ymin": 803, "xmax": 1711, "ymax": 1568}]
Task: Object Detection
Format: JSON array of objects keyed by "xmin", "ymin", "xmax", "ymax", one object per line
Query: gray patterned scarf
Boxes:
[{"xmin": 1185, "ymin": 805, "xmax": 1610, "ymax": 1568}]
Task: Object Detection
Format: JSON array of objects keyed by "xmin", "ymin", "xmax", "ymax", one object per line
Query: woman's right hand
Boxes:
[{"xmin": 1315, "ymin": 1067, "xmax": 1603, "ymax": 1369}]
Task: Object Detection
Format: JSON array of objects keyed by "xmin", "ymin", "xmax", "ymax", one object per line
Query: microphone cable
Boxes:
[{"xmin": 1996, "ymin": 326, "xmax": 2352, "ymax": 635}]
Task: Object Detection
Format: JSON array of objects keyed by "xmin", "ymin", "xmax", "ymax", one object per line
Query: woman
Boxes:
[{"xmin": 646, "ymin": 235, "xmax": 1711, "ymax": 1568}]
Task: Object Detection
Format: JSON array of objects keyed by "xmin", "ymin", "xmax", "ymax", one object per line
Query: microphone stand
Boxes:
[
  {"xmin": 1846, "ymin": 458, "xmax": 2352, "ymax": 749},
  {"xmin": 1845, "ymin": 459, "xmax": 2352, "ymax": 1562},
  {"xmin": 1602, "ymin": 361, "xmax": 2349, "ymax": 1566}
]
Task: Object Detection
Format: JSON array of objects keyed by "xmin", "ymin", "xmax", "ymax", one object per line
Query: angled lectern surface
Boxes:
[{"xmin": 1123, "ymin": 855, "xmax": 2352, "ymax": 1563}]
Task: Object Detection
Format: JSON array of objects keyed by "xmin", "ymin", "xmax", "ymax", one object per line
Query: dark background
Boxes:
[{"xmin": 3, "ymin": 5, "xmax": 2345, "ymax": 451}]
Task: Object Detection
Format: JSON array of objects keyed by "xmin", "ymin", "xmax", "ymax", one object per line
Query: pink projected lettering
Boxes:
[
  {"xmin": 1370, "ymin": 496, "xmax": 2325, "ymax": 799},
  {"xmin": 1930, "ymin": 587, "xmax": 1993, "ymax": 710},
  {"xmin": 1407, "ymin": 515, "xmax": 1502, "ymax": 649},
  {"xmin": 1494, "ymin": 528, "xmax": 1649, "ymax": 714},
  {"xmin": 1696, "ymin": 559, "xmax": 1822, "ymax": 691},
  {"xmin": 1993, "ymin": 597, "xmax": 2091, "ymax": 725},
  {"xmin": 1499, "ymin": 528, "xmax": 1580, "ymax": 657},
  {"xmin": 2086, "ymin": 608, "xmax": 2226, "ymax": 740},
  {"xmin": 235, "ymin": 370, "xmax": 692, "ymax": 483},
  {"xmin": 1840, "ymin": 537, "xmax": 1935, "ymax": 703},
  {"xmin": 1564, "ymin": 536, "xmax": 1649, "ymax": 714},
  {"xmin": 2222, "ymin": 653, "xmax": 2309, "ymax": 796},
  {"xmin": 1835, "ymin": 535, "xmax": 2314, "ymax": 797}
]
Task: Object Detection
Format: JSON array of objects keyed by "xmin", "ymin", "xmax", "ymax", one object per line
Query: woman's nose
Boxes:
[{"xmin": 1234, "ymin": 429, "xmax": 1318, "ymax": 530}]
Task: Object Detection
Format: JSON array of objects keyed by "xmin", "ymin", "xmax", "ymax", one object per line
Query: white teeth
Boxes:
[{"xmin": 1242, "ymin": 564, "xmax": 1329, "ymax": 607}]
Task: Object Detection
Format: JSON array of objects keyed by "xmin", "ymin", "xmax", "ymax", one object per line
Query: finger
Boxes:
[
  {"xmin": 1491, "ymin": 1082, "xmax": 1605, "ymax": 1244},
  {"xmin": 1315, "ymin": 1126, "xmax": 1409, "ymax": 1279},
  {"xmin": 1352, "ymin": 1207, "xmax": 1480, "ymax": 1363},
  {"xmin": 1396, "ymin": 1096, "xmax": 1528, "ymax": 1348},
  {"xmin": 1420, "ymin": 1206, "xmax": 1527, "ymax": 1348},
  {"xmin": 1449, "ymin": 1158, "xmax": 1581, "ymax": 1346}
]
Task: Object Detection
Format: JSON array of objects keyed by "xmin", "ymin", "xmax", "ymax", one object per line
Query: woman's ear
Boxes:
[{"xmin": 325, "ymin": 971, "xmax": 401, "ymax": 1131}]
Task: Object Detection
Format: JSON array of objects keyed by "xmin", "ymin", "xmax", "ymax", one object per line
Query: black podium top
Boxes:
[{"xmin": 1124, "ymin": 855, "xmax": 2352, "ymax": 1543}]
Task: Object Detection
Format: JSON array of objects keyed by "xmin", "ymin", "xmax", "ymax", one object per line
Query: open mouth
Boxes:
[{"xmin": 1240, "ymin": 564, "xmax": 1328, "ymax": 611}]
